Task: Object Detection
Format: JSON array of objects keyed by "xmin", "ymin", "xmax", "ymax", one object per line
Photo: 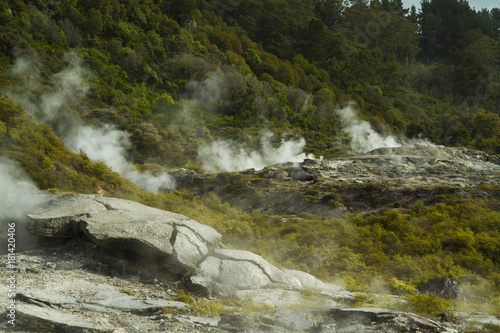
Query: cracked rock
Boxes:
[{"xmin": 26, "ymin": 195, "xmax": 222, "ymax": 278}]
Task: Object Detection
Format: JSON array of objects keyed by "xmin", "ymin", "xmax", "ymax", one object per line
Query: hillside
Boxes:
[{"xmin": 0, "ymin": 0, "xmax": 500, "ymax": 331}]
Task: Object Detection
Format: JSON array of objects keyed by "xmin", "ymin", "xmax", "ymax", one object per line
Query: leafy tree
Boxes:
[
  {"xmin": 419, "ymin": 0, "xmax": 492, "ymax": 59},
  {"xmin": 491, "ymin": 8, "xmax": 500, "ymax": 41},
  {"xmin": 296, "ymin": 18, "xmax": 330, "ymax": 63},
  {"xmin": 471, "ymin": 109, "xmax": 500, "ymax": 139},
  {"xmin": 462, "ymin": 29, "xmax": 500, "ymax": 70},
  {"xmin": 85, "ymin": 8, "xmax": 103, "ymax": 36},
  {"xmin": 313, "ymin": 0, "xmax": 345, "ymax": 29}
]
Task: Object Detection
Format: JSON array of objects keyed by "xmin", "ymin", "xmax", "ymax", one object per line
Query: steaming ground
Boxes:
[
  {"xmin": 198, "ymin": 131, "xmax": 318, "ymax": 173},
  {"xmin": 4, "ymin": 54, "xmax": 433, "ymax": 193},
  {"xmin": 338, "ymin": 105, "xmax": 433, "ymax": 154}
]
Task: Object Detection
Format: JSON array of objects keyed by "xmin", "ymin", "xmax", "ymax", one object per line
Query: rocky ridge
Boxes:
[{"xmin": 173, "ymin": 144, "xmax": 500, "ymax": 217}]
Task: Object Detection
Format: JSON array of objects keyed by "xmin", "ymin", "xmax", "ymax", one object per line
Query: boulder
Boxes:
[
  {"xmin": 194, "ymin": 248, "xmax": 302, "ymax": 291},
  {"xmin": 417, "ymin": 277, "xmax": 463, "ymax": 300},
  {"xmin": 283, "ymin": 269, "xmax": 347, "ymax": 297},
  {"xmin": 26, "ymin": 195, "xmax": 106, "ymax": 238},
  {"xmin": 26, "ymin": 195, "xmax": 222, "ymax": 277},
  {"xmin": 190, "ymin": 248, "xmax": 353, "ymax": 305}
]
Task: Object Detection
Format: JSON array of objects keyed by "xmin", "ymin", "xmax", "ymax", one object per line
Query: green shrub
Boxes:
[
  {"xmin": 387, "ymin": 277, "xmax": 417, "ymax": 296},
  {"xmin": 406, "ymin": 294, "xmax": 454, "ymax": 318},
  {"xmin": 482, "ymin": 323, "xmax": 500, "ymax": 333},
  {"xmin": 302, "ymin": 287, "xmax": 321, "ymax": 300},
  {"xmin": 175, "ymin": 290, "xmax": 194, "ymax": 306}
]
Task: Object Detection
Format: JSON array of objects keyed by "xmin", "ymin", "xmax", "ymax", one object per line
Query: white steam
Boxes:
[
  {"xmin": 0, "ymin": 157, "xmax": 40, "ymax": 220},
  {"xmin": 198, "ymin": 131, "xmax": 318, "ymax": 173},
  {"xmin": 337, "ymin": 105, "xmax": 434, "ymax": 154},
  {"xmin": 0, "ymin": 157, "xmax": 44, "ymax": 253},
  {"xmin": 66, "ymin": 125, "xmax": 175, "ymax": 193},
  {"xmin": 9, "ymin": 57, "xmax": 41, "ymax": 91},
  {"xmin": 40, "ymin": 54, "xmax": 88, "ymax": 120},
  {"xmin": 5, "ymin": 54, "xmax": 174, "ymax": 193},
  {"xmin": 337, "ymin": 105, "xmax": 401, "ymax": 154},
  {"xmin": 66, "ymin": 124, "xmax": 131, "ymax": 173},
  {"xmin": 185, "ymin": 71, "xmax": 228, "ymax": 106},
  {"xmin": 7, "ymin": 53, "xmax": 88, "ymax": 121}
]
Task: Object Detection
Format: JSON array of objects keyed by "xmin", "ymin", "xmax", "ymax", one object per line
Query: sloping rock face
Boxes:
[
  {"xmin": 189, "ymin": 249, "xmax": 352, "ymax": 302},
  {"xmin": 26, "ymin": 195, "xmax": 222, "ymax": 277},
  {"xmin": 0, "ymin": 240, "xmax": 463, "ymax": 333},
  {"xmin": 173, "ymin": 144, "xmax": 500, "ymax": 217},
  {"xmin": 25, "ymin": 194, "xmax": 350, "ymax": 301}
]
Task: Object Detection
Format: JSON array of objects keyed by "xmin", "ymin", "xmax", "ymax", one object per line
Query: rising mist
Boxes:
[
  {"xmin": 198, "ymin": 131, "xmax": 319, "ymax": 173},
  {"xmin": 0, "ymin": 157, "xmax": 46, "ymax": 253},
  {"xmin": 5, "ymin": 54, "xmax": 175, "ymax": 193},
  {"xmin": 336, "ymin": 105, "xmax": 434, "ymax": 154},
  {"xmin": 337, "ymin": 105, "xmax": 401, "ymax": 154}
]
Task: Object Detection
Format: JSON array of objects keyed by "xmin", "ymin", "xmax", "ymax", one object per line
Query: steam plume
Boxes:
[
  {"xmin": 337, "ymin": 105, "xmax": 401, "ymax": 154},
  {"xmin": 0, "ymin": 157, "xmax": 44, "ymax": 253},
  {"xmin": 198, "ymin": 131, "xmax": 318, "ymax": 173},
  {"xmin": 5, "ymin": 54, "xmax": 174, "ymax": 193},
  {"xmin": 66, "ymin": 124, "xmax": 175, "ymax": 193},
  {"xmin": 337, "ymin": 105, "xmax": 434, "ymax": 154},
  {"xmin": 40, "ymin": 54, "xmax": 88, "ymax": 121},
  {"xmin": 66, "ymin": 124, "xmax": 131, "ymax": 174}
]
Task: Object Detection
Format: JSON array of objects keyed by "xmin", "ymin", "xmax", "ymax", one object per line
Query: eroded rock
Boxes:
[
  {"xmin": 90, "ymin": 290, "xmax": 189, "ymax": 314},
  {"xmin": 26, "ymin": 195, "xmax": 222, "ymax": 277},
  {"xmin": 194, "ymin": 249, "xmax": 302, "ymax": 291},
  {"xmin": 172, "ymin": 144, "xmax": 500, "ymax": 217},
  {"xmin": 26, "ymin": 196, "xmax": 106, "ymax": 238},
  {"xmin": 16, "ymin": 303, "xmax": 112, "ymax": 332},
  {"xmin": 17, "ymin": 288, "xmax": 78, "ymax": 308}
]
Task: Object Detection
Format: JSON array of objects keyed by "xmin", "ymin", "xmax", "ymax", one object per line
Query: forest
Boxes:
[{"xmin": 0, "ymin": 0, "xmax": 500, "ymax": 321}]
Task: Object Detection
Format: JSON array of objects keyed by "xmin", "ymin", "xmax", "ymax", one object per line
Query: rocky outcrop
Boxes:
[
  {"xmin": 417, "ymin": 277, "xmax": 464, "ymax": 300},
  {"xmin": 198, "ymin": 307, "xmax": 461, "ymax": 332},
  {"xmin": 25, "ymin": 194, "xmax": 352, "ymax": 304},
  {"xmin": 196, "ymin": 249, "xmax": 302, "ymax": 290},
  {"xmin": 188, "ymin": 248, "xmax": 353, "ymax": 304},
  {"xmin": 16, "ymin": 303, "xmax": 113, "ymax": 333},
  {"xmin": 1, "ymin": 191, "xmax": 498, "ymax": 332},
  {"xmin": 0, "ymin": 243, "xmax": 480, "ymax": 333},
  {"xmin": 173, "ymin": 144, "xmax": 500, "ymax": 217},
  {"xmin": 26, "ymin": 195, "xmax": 222, "ymax": 277}
]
